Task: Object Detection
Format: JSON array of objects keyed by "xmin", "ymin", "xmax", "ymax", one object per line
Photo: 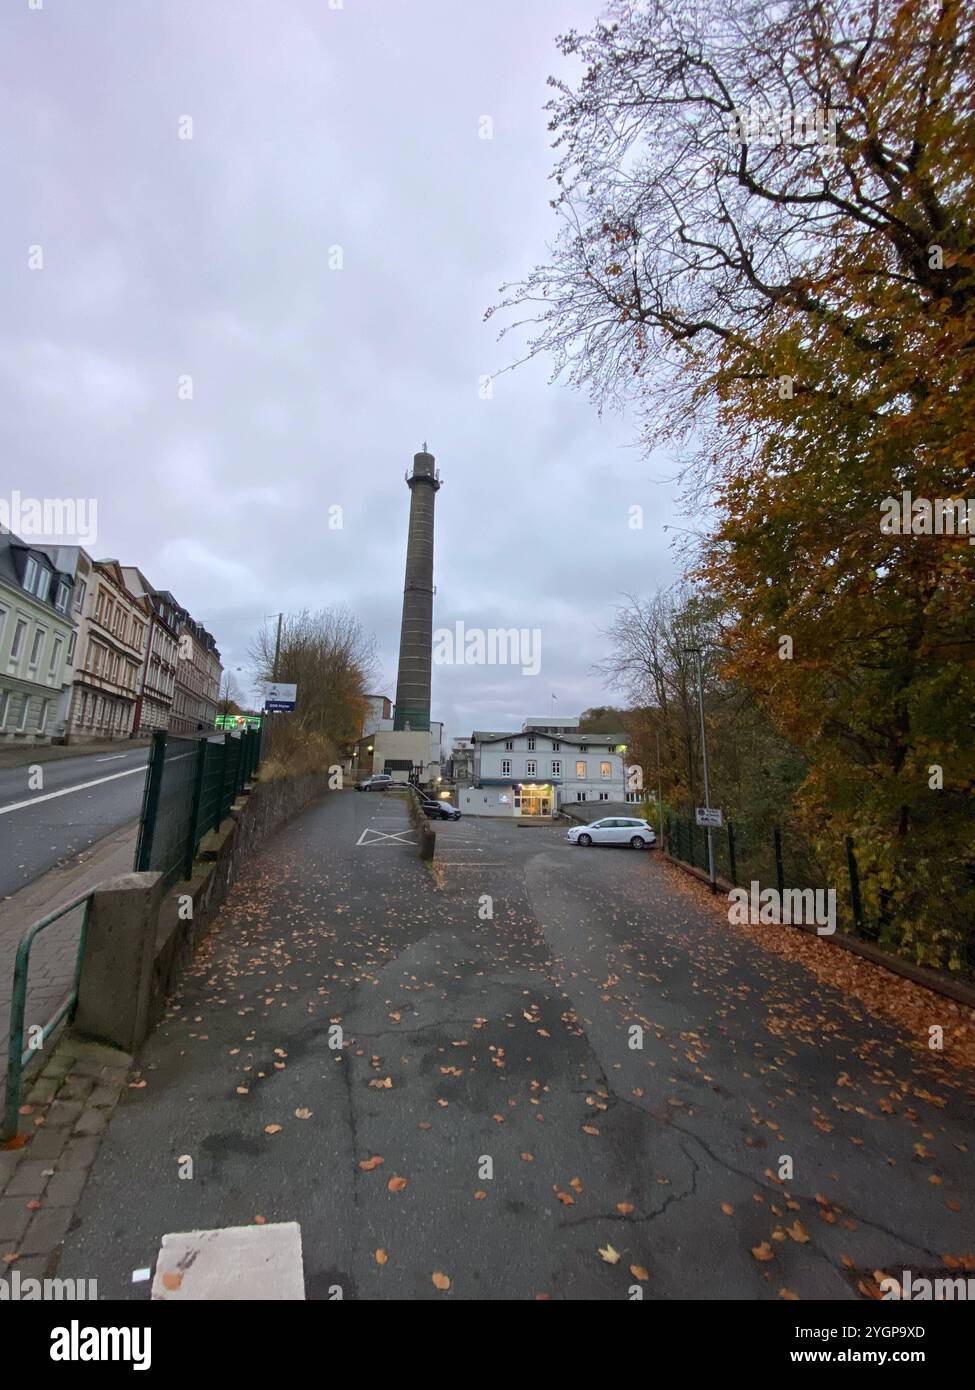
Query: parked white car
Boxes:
[{"xmin": 565, "ymin": 817, "xmax": 657, "ymax": 849}]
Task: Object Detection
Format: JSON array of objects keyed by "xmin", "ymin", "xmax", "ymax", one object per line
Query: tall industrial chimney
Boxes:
[{"xmin": 393, "ymin": 445, "xmax": 441, "ymax": 731}]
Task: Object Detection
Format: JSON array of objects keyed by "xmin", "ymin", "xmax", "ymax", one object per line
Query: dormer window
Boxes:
[
  {"xmin": 527, "ymin": 736, "xmax": 535, "ymax": 750},
  {"xmin": 504, "ymin": 739, "xmax": 513, "ymax": 750}
]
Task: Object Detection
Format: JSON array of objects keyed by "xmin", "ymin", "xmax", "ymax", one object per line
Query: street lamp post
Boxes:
[{"xmin": 685, "ymin": 645, "xmax": 717, "ymax": 894}]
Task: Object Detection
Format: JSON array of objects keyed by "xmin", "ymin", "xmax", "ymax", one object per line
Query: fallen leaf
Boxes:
[
  {"xmin": 375, "ymin": 1249, "xmax": 388, "ymax": 1265},
  {"xmin": 387, "ymin": 1176, "xmax": 408, "ymax": 1193},
  {"xmin": 598, "ymin": 1244, "xmax": 621, "ymax": 1265},
  {"xmin": 721, "ymin": 1203, "xmax": 734, "ymax": 1216},
  {"xmin": 751, "ymin": 1242, "xmax": 775, "ymax": 1262},
  {"xmin": 432, "ymin": 1272, "xmax": 450, "ymax": 1290},
  {"xmin": 264, "ymin": 1124, "xmax": 282, "ymax": 1135},
  {"xmin": 582, "ymin": 1125, "xmax": 599, "ymax": 1136},
  {"xmin": 359, "ymin": 1156, "xmax": 384, "ymax": 1170},
  {"xmin": 617, "ymin": 1203, "xmax": 634, "ymax": 1215},
  {"xmin": 294, "ymin": 1108, "xmax": 313, "ymax": 1120},
  {"xmin": 630, "ymin": 1265, "xmax": 649, "ymax": 1282}
]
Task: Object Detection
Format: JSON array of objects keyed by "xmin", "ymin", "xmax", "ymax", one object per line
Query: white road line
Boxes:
[
  {"xmin": 355, "ymin": 827, "xmax": 416, "ymax": 846},
  {"xmin": 0, "ymin": 765, "xmax": 146, "ymax": 816},
  {"xmin": 95, "ymin": 754, "xmax": 127, "ymax": 762}
]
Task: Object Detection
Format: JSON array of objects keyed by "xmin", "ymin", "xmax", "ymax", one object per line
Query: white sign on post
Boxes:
[
  {"xmin": 696, "ymin": 806, "xmax": 723, "ymax": 828},
  {"xmin": 261, "ymin": 682, "xmax": 297, "ymax": 712}
]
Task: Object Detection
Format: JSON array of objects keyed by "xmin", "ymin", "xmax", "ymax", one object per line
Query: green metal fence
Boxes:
[
  {"xmin": 664, "ymin": 813, "xmax": 862, "ymax": 932},
  {"xmin": 2, "ymin": 891, "xmax": 92, "ymax": 1141},
  {"xmin": 134, "ymin": 725, "xmax": 264, "ymax": 890}
]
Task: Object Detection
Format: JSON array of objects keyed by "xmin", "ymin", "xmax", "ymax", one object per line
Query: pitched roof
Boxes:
[{"xmin": 472, "ymin": 729, "xmax": 627, "ymax": 747}]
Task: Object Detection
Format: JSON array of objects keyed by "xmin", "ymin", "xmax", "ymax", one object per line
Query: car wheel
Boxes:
[
  {"xmin": 630, "ymin": 835, "xmax": 645, "ymax": 849},
  {"xmin": 577, "ymin": 833, "xmax": 592, "ymax": 847}
]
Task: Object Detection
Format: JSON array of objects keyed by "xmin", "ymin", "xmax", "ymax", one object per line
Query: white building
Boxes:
[{"xmin": 460, "ymin": 723, "xmax": 627, "ymax": 818}]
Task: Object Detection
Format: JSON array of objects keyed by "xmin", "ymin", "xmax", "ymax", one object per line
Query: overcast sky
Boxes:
[{"xmin": 4, "ymin": 0, "xmax": 685, "ymax": 745}]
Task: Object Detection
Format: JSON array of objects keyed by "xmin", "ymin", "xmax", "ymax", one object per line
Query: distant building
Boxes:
[
  {"xmin": 459, "ymin": 722, "xmax": 628, "ymax": 817},
  {"xmin": 171, "ymin": 612, "xmax": 221, "ymax": 734},
  {"xmin": 121, "ymin": 570, "xmax": 180, "ymax": 735},
  {"xmin": 61, "ymin": 557, "xmax": 150, "ymax": 742},
  {"xmin": 362, "ymin": 694, "xmax": 392, "ymax": 737},
  {"xmin": 0, "ymin": 532, "xmax": 76, "ymax": 743}
]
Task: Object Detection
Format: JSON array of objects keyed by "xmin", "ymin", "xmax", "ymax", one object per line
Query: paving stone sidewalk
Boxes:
[{"xmin": 0, "ymin": 1036, "xmax": 132, "ymax": 1281}]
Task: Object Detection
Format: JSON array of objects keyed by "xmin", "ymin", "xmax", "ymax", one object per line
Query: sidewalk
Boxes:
[{"xmin": 0, "ymin": 822, "xmax": 138, "ymax": 1084}]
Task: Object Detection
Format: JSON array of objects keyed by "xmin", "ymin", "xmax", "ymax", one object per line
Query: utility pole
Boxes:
[
  {"xmin": 272, "ymin": 613, "xmax": 283, "ymax": 682},
  {"xmin": 686, "ymin": 645, "xmax": 717, "ymax": 893},
  {"xmin": 655, "ymin": 727, "xmax": 664, "ymax": 849}
]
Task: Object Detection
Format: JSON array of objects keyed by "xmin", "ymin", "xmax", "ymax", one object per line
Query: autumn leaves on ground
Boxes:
[{"xmin": 55, "ymin": 791, "xmax": 974, "ymax": 1300}]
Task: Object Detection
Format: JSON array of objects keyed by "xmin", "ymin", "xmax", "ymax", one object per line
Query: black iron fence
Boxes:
[{"xmin": 134, "ymin": 726, "xmax": 264, "ymax": 889}]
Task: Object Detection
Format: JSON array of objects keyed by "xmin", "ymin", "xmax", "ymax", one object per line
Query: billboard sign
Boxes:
[{"xmin": 261, "ymin": 682, "xmax": 297, "ymax": 712}]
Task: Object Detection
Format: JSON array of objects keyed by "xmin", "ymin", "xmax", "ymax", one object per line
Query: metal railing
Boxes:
[
  {"xmin": 134, "ymin": 725, "xmax": 264, "ymax": 890},
  {"xmin": 2, "ymin": 891, "xmax": 92, "ymax": 1141}
]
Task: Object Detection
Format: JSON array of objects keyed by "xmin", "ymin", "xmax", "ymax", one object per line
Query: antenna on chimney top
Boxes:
[{"xmin": 422, "ymin": 440, "xmax": 428, "ymax": 451}]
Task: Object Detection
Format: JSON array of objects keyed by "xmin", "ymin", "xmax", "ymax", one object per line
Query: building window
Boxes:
[
  {"xmin": 28, "ymin": 627, "xmax": 46, "ymax": 672},
  {"xmin": 10, "ymin": 617, "xmax": 29, "ymax": 668},
  {"xmin": 0, "ymin": 604, "xmax": 7, "ymax": 647},
  {"xmin": 38, "ymin": 699, "xmax": 51, "ymax": 732},
  {"xmin": 598, "ymin": 791, "xmax": 609, "ymax": 801},
  {"xmin": 17, "ymin": 695, "xmax": 31, "ymax": 731},
  {"xmin": 75, "ymin": 577, "xmax": 87, "ymax": 612},
  {"xmin": 67, "ymin": 630, "xmax": 77, "ymax": 664},
  {"xmin": 55, "ymin": 581, "xmax": 70, "ymax": 613},
  {"xmin": 526, "ymin": 760, "xmax": 536, "ymax": 776},
  {"xmin": 576, "ymin": 760, "xmax": 587, "ymax": 779},
  {"xmin": 527, "ymin": 736, "xmax": 535, "ymax": 751},
  {"xmin": 551, "ymin": 760, "xmax": 561, "ymax": 777},
  {"xmin": 576, "ymin": 791, "xmax": 587, "ymax": 801},
  {"xmin": 501, "ymin": 759, "xmax": 511, "ymax": 776},
  {"xmin": 600, "ymin": 761, "xmax": 611, "ymax": 779},
  {"xmin": 0, "ymin": 690, "xmax": 9, "ymax": 728},
  {"xmin": 49, "ymin": 635, "xmax": 64, "ymax": 682},
  {"xmin": 552, "ymin": 740, "xmax": 561, "ymax": 751},
  {"xmin": 504, "ymin": 740, "xmax": 513, "ymax": 751},
  {"xmin": 579, "ymin": 744, "xmax": 589, "ymax": 753}
]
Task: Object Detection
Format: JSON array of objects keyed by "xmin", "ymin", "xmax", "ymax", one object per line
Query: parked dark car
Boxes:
[
  {"xmin": 355, "ymin": 774, "xmax": 395, "ymax": 792},
  {"xmin": 420, "ymin": 798, "xmax": 461, "ymax": 821}
]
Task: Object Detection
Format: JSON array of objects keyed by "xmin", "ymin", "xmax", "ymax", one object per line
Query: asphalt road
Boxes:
[
  {"xmin": 0, "ymin": 747, "xmax": 149, "ymax": 898},
  {"xmin": 58, "ymin": 791, "xmax": 975, "ymax": 1300}
]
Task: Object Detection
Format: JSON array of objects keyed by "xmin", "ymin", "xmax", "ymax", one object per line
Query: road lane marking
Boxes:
[
  {"xmin": 356, "ymin": 827, "xmax": 416, "ymax": 846},
  {"xmin": 95, "ymin": 754, "xmax": 127, "ymax": 762},
  {"xmin": 0, "ymin": 766, "xmax": 146, "ymax": 816}
]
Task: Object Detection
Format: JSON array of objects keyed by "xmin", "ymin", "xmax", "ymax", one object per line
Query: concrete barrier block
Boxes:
[{"xmin": 73, "ymin": 872, "xmax": 163, "ymax": 1053}]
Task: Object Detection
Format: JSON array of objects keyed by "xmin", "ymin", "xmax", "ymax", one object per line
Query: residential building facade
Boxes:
[
  {"xmin": 171, "ymin": 613, "xmax": 221, "ymax": 734},
  {"xmin": 0, "ymin": 532, "xmax": 76, "ymax": 743},
  {"xmin": 121, "ymin": 571, "xmax": 180, "ymax": 734},
  {"xmin": 64, "ymin": 559, "xmax": 150, "ymax": 742},
  {"xmin": 461, "ymin": 723, "xmax": 627, "ymax": 817}
]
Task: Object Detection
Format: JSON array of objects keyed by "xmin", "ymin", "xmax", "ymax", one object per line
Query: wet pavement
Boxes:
[{"xmin": 57, "ymin": 790, "xmax": 975, "ymax": 1300}]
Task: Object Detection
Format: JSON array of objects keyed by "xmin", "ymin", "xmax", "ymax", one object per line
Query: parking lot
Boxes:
[{"xmin": 58, "ymin": 789, "xmax": 975, "ymax": 1300}]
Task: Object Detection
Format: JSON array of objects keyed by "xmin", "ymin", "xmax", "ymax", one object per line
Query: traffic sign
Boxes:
[{"xmin": 696, "ymin": 806, "xmax": 723, "ymax": 828}]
